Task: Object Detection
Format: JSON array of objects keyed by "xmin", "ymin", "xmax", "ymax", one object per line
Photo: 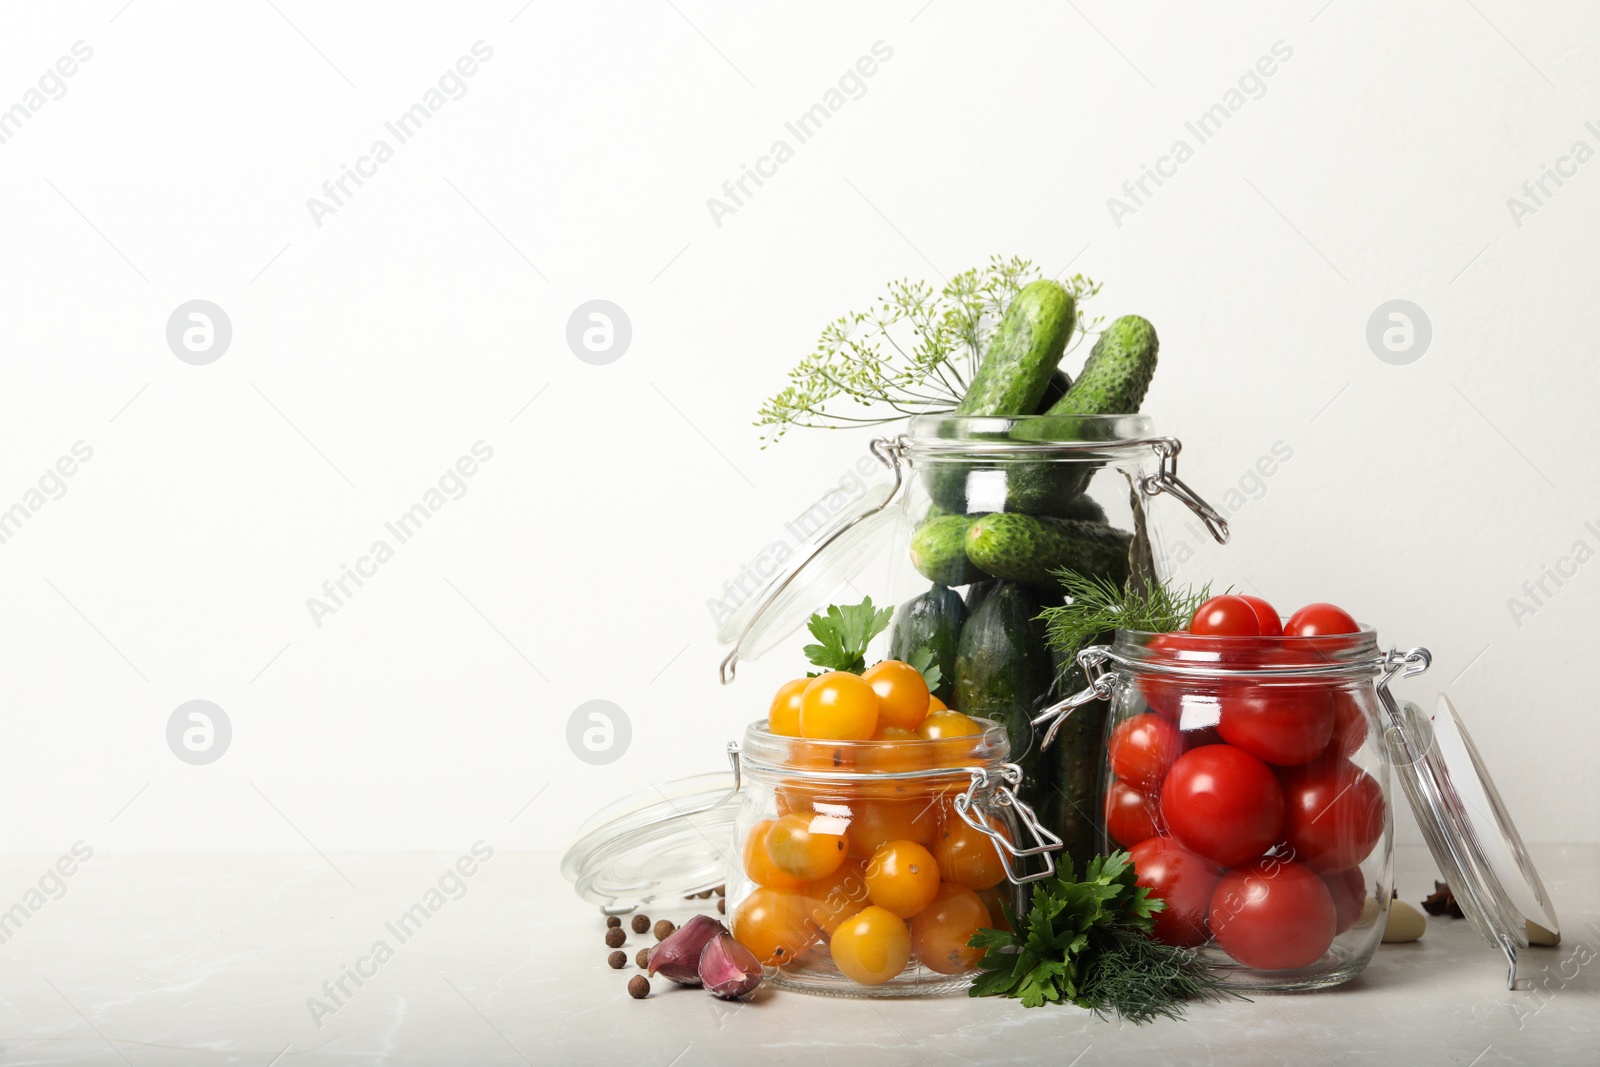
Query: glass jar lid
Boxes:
[
  {"xmin": 1384, "ymin": 692, "xmax": 1562, "ymax": 988},
  {"xmin": 560, "ymin": 746, "xmax": 741, "ymax": 914}
]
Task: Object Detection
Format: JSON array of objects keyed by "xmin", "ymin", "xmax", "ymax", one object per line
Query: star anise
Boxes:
[{"xmin": 1422, "ymin": 880, "xmax": 1464, "ymax": 918}]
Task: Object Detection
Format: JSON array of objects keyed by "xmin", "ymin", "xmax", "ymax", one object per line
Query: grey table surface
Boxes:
[{"xmin": 0, "ymin": 844, "xmax": 1594, "ymax": 1065}]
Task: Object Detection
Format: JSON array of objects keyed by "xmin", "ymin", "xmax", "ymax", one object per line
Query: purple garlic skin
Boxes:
[
  {"xmin": 699, "ymin": 932, "xmax": 763, "ymax": 1000},
  {"xmin": 646, "ymin": 914, "xmax": 726, "ymax": 986}
]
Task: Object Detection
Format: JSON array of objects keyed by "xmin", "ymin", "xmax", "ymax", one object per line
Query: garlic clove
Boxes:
[
  {"xmin": 699, "ymin": 932, "xmax": 763, "ymax": 1000},
  {"xmin": 646, "ymin": 913, "xmax": 726, "ymax": 986}
]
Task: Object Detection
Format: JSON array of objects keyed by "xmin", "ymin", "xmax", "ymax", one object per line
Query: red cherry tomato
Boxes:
[
  {"xmin": 1209, "ymin": 858, "xmax": 1337, "ymax": 970},
  {"xmin": 1217, "ymin": 684, "xmax": 1335, "ymax": 766},
  {"xmin": 1191, "ymin": 595, "xmax": 1263, "ymax": 637},
  {"xmin": 1159, "ymin": 745, "xmax": 1284, "ymax": 867},
  {"xmin": 1322, "ymin": 867, "xmax": 1368, "ymax": 935},
  {"xmin": 1109, "ymin": 714, "xmax": 1182, "ymax": 792},
  {"xmin": 1279, "ymin": 755, "xmax": 1385, "ymax": 872},
  {"xmin": 1284, "ymin": 602, "xmax": 1359, "ymax": 637},
  {"xmin": 1236, "ymin": 595, "xmax": 1284, "ymax": 637},
  {"xmin": 1105, "ymin": 778, "xmax": 1161, "ymax": 847},
  {"xmin": 1130, "ymin": 836, "xmax": 1222, "ymax": 948},
  {"xmin": 1329, "ymin": 690, "xmax": 1370, "ymax": 758}
]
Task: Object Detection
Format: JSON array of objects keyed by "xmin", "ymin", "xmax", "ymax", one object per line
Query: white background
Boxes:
[{"xmin": 0, "ymin": 0, "xmax": 1596, "ymax": 860}]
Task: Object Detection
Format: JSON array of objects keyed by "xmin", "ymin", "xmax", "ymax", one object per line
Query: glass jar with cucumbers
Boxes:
[{"xmin": 726, "ymin": 268, "xmax": 1231, "ymax": 876}]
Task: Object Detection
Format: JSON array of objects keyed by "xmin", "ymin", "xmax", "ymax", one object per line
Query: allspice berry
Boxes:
[
  {"xmin": 714, "ymin": 884, "xmax": 726, "ymax": 897},
  {"xmin": 605, "ymin": 927, "xmax": 626, "ymax": 949},
  {"xmin": 607, "ymin": 950, "xmax": 627, "ymax": 969},
  {"xmin": 628, "ymin": 975, "xmax": 650, "ymax": 999},
  {"xmin": 631, "ymin": 914, "xmax": 651, "ymax": 934},
  {"xmin": 606, "ymin": 915, "xmax": 622, "ymax": 929},
  {"xmin": 636, "ymin": 948, "xmax": 650, "ymax": 969},
  {"xmin": 654, "ymin": 919, "xmax": 676, "ymax": 941},
  {"xmin": 717, "ymin": 898, "xmax": 726, "ymax": 914}
]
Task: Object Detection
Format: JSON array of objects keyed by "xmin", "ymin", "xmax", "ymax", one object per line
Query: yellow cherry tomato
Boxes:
[
  {"xmin": 765, "ymin": 811, "xmax": 848, "ymax": 882},
  {"xmin": 932, "ymin": 808, "xmax": 1008, "ymax": 891},
  {"xmin": 803, "ymin": 857, "xmax": 869, "ymax": 936},
  {"xmin": 864, "ymin": 840, "xmax": 941, "ymax": 918},
  {"xmin": 862, "ymin": 660, "xmax": 931, "ymax": 730},
  {"xmin": 976, "ymin": 885, "xmax": 1014, "ymax": 933},
  {"xmin": 858, "ymin": 725, "xmax": 934, "ymax": 787},
  {"xmin": 800, "ymin": 671, "xmax": 880, "ymax": 741},
  {"xmin": 732, "ymin": 887, "xmax": 818, "ymax": 967},
  {"xmin": 911, "ymin": 883, "xmax": 991, "ymax": 975},
  {"xmin": 927, "ymin": 693, "xmax": 949, "ymax": 713},
  {"xmin": 828, "ymin": 905, "xmax": 911, "ymax": 986},
  {"xmin": 916, "ymin": 709, "xmax": 982, "ymax": 740},
  {"xmin": 742, "ymin": 818, "xmax": 807, "ymax": 891},
  {"xmin": 768, "ymin": 678, "xmax": 808, "ymax": 737},
  {"xmin": 844, "ymin": 797, "xmax": 939, "ymax": 859}
]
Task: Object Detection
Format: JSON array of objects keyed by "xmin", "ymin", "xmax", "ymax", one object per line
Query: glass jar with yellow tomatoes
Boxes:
[{"xmin": 731, "ymin": 661, "xmax": 1062, "ymax": 996}]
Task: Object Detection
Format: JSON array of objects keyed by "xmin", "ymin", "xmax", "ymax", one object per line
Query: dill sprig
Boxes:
[
  {"xmin": 756, "ymin": 257, "xmax": 1102, "ymax": 446},
  {"xmin": 1076, "ymin": 926, "xmax": 1246, "ymax": 1025},
  {"xmin": 1039, "ymin": 571, "xmax": 1213, "ymax": 678}
]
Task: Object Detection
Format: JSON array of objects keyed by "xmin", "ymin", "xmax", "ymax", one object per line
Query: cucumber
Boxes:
[
  {"xmin": 952, "ymin": 582, "xmax": 1055, "ymax": 813},
  {"xmin": 928, "ymin": 282, "xmax": 1079, "ymax": 513},
  {"xmin": 909, "ymin": 515, "xmax": 984, "ymax": 587},
  {"xmin": 888, "ymin": 584, "xmax": 966, "ymax": 703},
  {"xmin": 964, "ymin": 513, "xmax": 1131, "ymax": 593},
  {"xmin": 963, "ymin": 578, "xmax": 999, "ymax": 616},
  {"xmin": 955, "ymin": 280, "xmax": 1078, "ymax": 416},
  {"xmin": 1043, "ymin": 638, "xmax": 1110, "ymax": 872},
  {"xmin": 1045, "ymin": 315, "xmax": 1158, "ymax": 417},
  {"xmin": 1035, "ymin": 368, "xmax": 1073, "ymax": 413},
  {"xmin": 1054, "ymin": 493, "xmax": 1107, "ymax": 524}
]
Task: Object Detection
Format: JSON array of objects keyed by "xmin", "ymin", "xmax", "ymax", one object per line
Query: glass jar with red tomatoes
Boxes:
[
  {"xmin": 1044, "ymin": 624, "xmax": 1432, "ymax": 991},
  {"xmin": 729, "ymin": 716, "xmax": 1061, "ymax": 996}
]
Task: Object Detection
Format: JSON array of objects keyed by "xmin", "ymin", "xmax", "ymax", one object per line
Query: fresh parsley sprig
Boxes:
[
  {"xmin": 800, "ymin": 597, "xmax": 940, "ymax": 691},
  {"xmin": 968, "ymin": 851, "xmax": 1243, "ymax": 1022}
]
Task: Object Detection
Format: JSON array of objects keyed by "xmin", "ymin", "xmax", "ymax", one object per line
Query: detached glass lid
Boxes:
[
  {"xmin": 1385, "ymin": 688, "xmax": 1561, "ymax": 988},
  {"xmin": 561, "ymin": 747, "xmax": 741, "ymax": 914}
]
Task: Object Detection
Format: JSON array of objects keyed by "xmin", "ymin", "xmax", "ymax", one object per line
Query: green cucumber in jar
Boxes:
[
  {"xmin": 964, "ymin": 513, "xmax": 1131, "ymax": 593},
  {"xmin": 927, "ymin": 282, "xmax": 1079, "ymax": 513},
  {"xmin": 952, "ymin": 582, "xmax": 1056, "ymax": 815},
  {"xmin": 955, "ymin": 280, "xmax": 1078, "ymax": 416},
  {"xmin": 1044, "ymin": 638, "xmax": 1110, "ymax": 871},
  {"xmin": 909, "ymin": 515, "xmax": 985, "ymax": 587},
  {"xmin": 887, "ymin": 584, "xmax": 966, "ymax": 703},
  {"xmin": 1044, "ymin": 314, "xmax": 1159, "ymax": 417}
]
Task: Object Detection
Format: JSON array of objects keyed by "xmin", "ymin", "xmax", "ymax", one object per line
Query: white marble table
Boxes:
[{"xmin": 0, "ymin": 845, "xmax": 1595, "ymax": 1065}]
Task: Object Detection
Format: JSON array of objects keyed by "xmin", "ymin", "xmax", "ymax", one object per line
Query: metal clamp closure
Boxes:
[
  {"xmin": 1141, "ymin": 438, "xmax": 1230, "ymax": 545},
  {"xmin": 1032, "ymin": 646, "xmax": 1114, "ymax": 749},
  {"xmin": 953, "ymin": 763, "xmax": 1064, "ymax": 885}
]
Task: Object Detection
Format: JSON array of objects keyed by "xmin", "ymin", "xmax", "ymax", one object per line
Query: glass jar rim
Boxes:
[
  {"xmin": 1107, "ymin": 626, "xmax": 1385, "ymax": 678},
  {"xmin": 902, "ymin": 413, "xmax": 1158, "ymax": 456},
  {"xmin": 740, "ymin": 719, "xmax": 1010, "ymax": 781}
]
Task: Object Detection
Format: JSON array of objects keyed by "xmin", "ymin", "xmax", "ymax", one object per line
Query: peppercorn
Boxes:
[
  {"xmin": 636, "ymin": 948, "xmax": 650, "ymax": 969},
  {"xmin": 654, "ymin": 919, "xmax": 676, "ymax": 941},
  {"xmin": 717, "ymin": 898, "xmax": 726, "ymax": 914},
  {"xmin": 631, "ymin": 914, "xmax": 650, "ymax": 934},
  {"xmin": 607, "ymin": 950, "xmax": 627, "ymax": 969},
  {"xmin": 605, "ymin": 927, "xmax": 626, "ymax": 949},
  {"xmin": 628, "ymin": 975, "xmax": 650, "ymax": 999},
  {"xmin": 606, "ymin": 915, "xmax": 622, "ymax": 928}
]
